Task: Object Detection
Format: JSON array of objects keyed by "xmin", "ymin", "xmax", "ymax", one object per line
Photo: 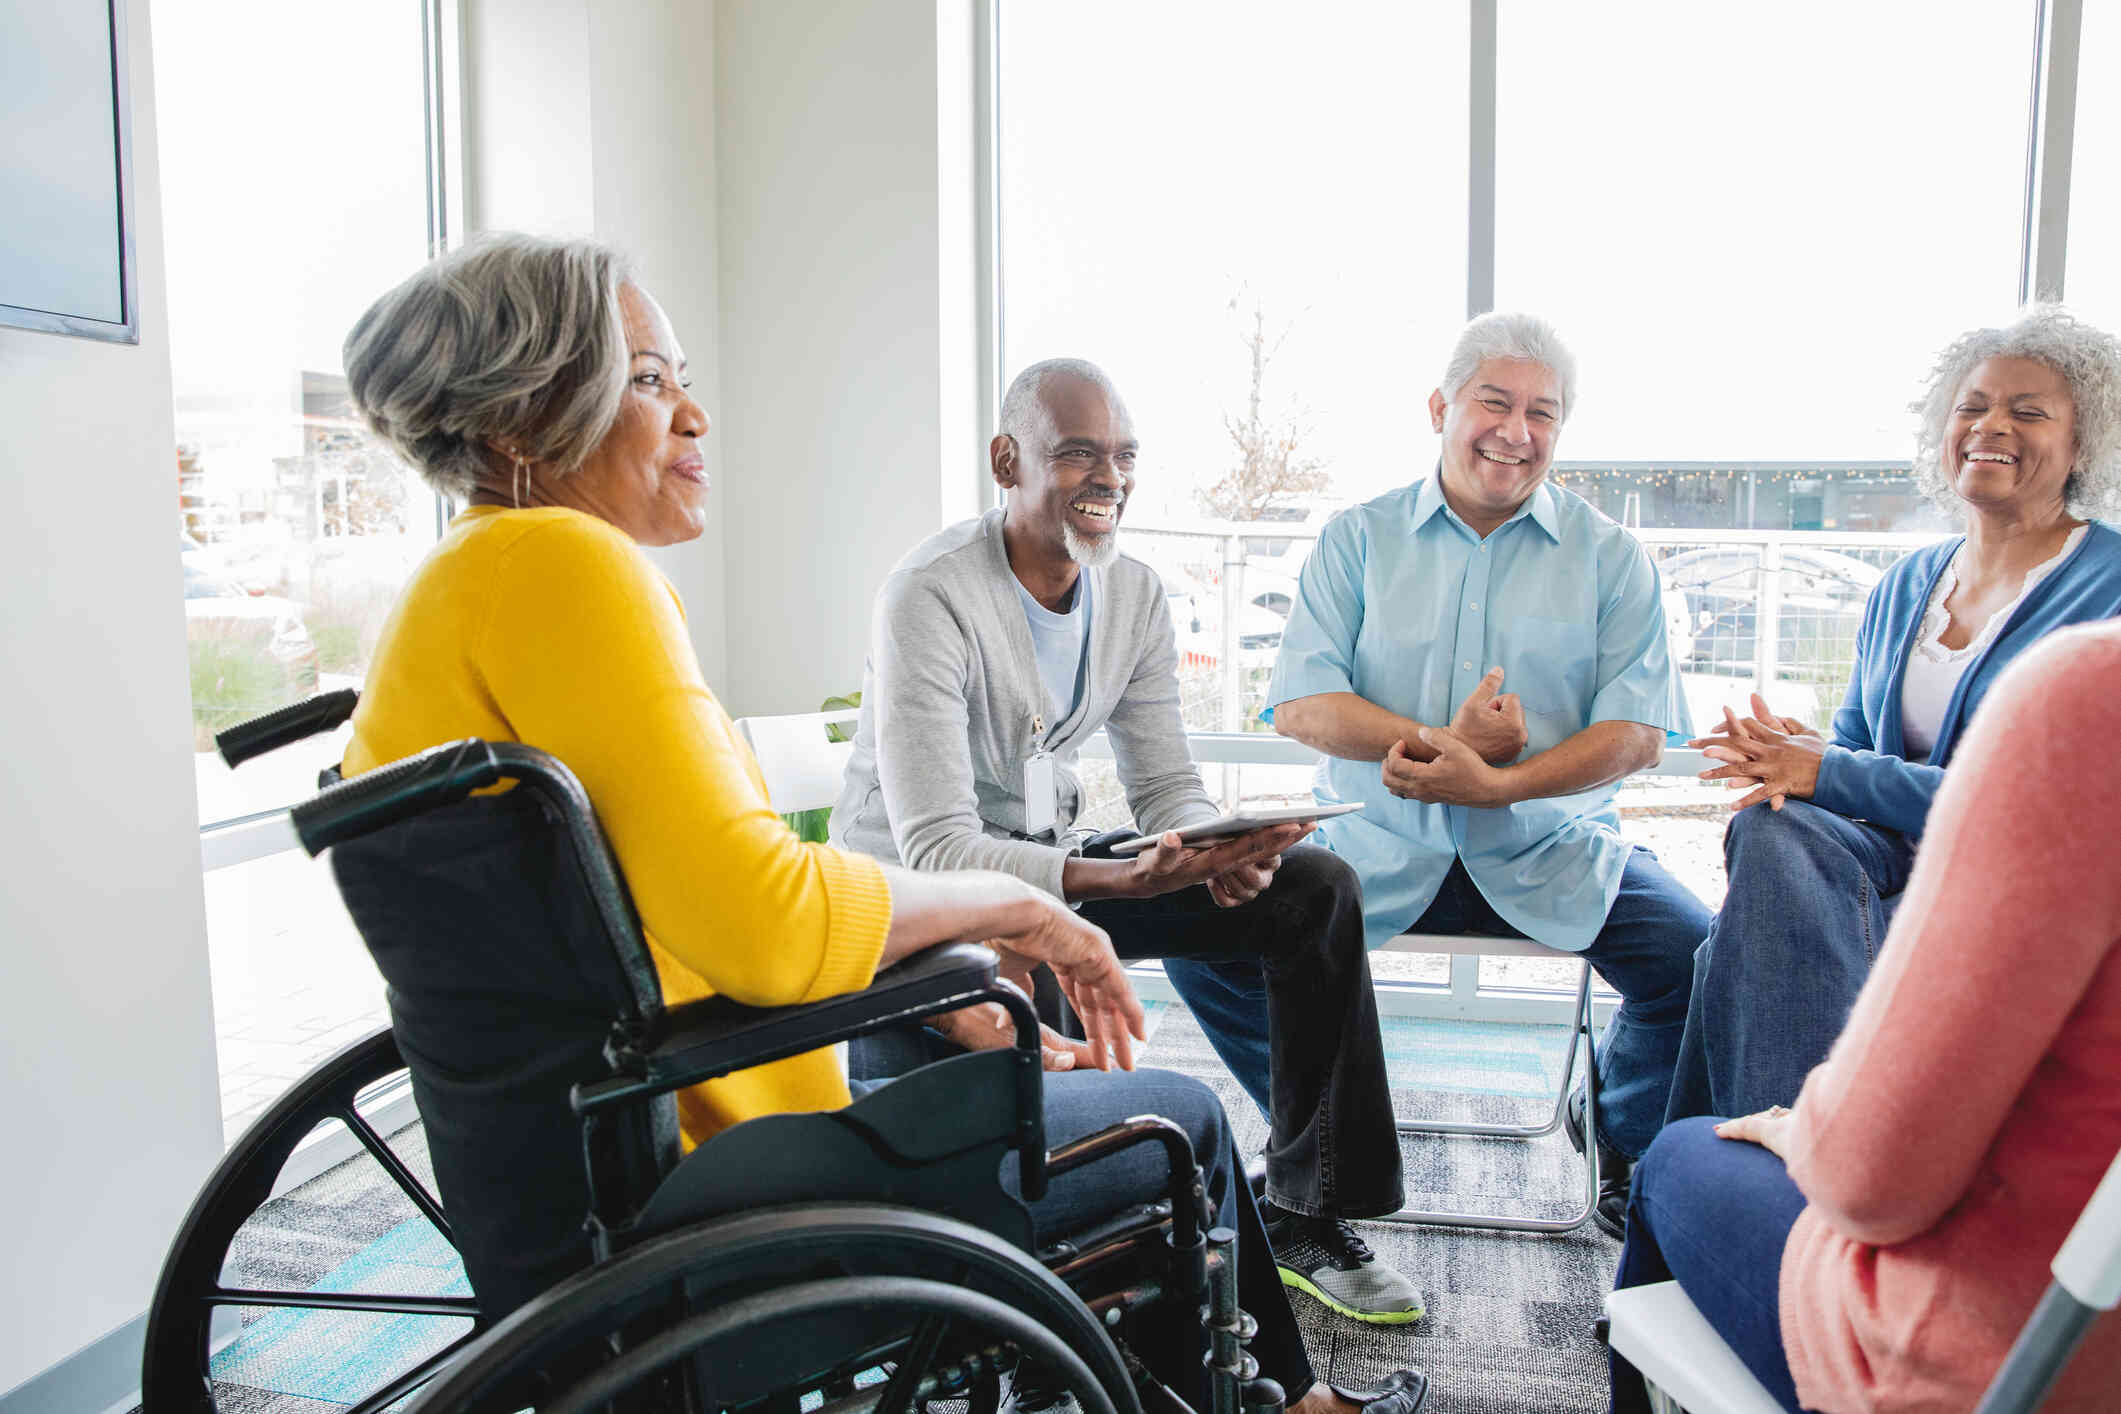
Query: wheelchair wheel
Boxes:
[
  {"xmin": 142, "ymin": 1027, "xmax": 483, "ymax": 1414},
  {"xmin": 402, "ymin": 1203, "xmax": 1144, "ymax": 1414}
]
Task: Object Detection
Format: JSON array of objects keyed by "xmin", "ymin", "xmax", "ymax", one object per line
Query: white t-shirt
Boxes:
[
  {"xmin": 1900, "ymin": 524, "xmax": 2085, "ymax": 759},
  {"xmin": 1014, "ymin": 570, "xmax": 1092, "ymax": 726}
]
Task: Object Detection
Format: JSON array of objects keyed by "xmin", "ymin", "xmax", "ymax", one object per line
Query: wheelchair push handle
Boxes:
[
  {"xmin": 215, "ymin": 688, "xmax": 361, "ymax": 767},
  {"xmin": 291, "ymin": 738, "xmax": 505, "ymax": 855}
]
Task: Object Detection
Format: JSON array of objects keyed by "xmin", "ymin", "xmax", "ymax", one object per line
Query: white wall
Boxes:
[
  {"xmin": 460, "ymin": 0, "xmax": 727, "ymax": 687},
  {"xmin": 0, "ymin": 0, "xmax": 225, "ymax": 1392},
  {"xmin": 714, "ymin": 0, "xmax": 984, "ymax": 716}
]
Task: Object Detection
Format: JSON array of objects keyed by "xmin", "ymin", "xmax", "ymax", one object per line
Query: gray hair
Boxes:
[
  {"xmin": 1439, "ymin": 311, "xmax": 1578, "ymax": 422},
  {"xmin": 343, "ymin": 233, "xmax": 635, "ymax": 499},
  {"xmin": 1911, "ymin": 304, "xmax": 2121, "ymax": 520},
  {"xmin": 998, "ymin": 357, "xmax": 1127, "ymax": 449}
]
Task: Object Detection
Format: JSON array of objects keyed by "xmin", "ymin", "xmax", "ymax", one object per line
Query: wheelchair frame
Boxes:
[{"xmin": 145, "ymin": 694, "xmax": 1289, "ymax": 1414}]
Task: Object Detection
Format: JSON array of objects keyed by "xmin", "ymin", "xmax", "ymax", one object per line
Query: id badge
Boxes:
[{"xmin": 1023, "ymin": 750, "xmax": 1057, "ymax": 836}]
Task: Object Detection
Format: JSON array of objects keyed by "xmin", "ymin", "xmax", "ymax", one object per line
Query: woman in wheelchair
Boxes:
[{"xmin": 312, "ymin": 233, "xmax": 1426, "ymax": 1414}]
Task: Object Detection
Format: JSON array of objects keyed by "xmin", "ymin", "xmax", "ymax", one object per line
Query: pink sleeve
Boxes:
[{"xmin": 1784, "ymin": 626, "xmax": 2121, "ymax": 1244}]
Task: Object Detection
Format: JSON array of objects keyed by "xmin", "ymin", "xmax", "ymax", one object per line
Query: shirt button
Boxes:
[
  {"xmin": 1463, "ymin": 661, "xmax": 1473, "ymax": 670},
  {"xmin": 1470, "ymin": 602, "xmax": 1480, "ymax": 611}
]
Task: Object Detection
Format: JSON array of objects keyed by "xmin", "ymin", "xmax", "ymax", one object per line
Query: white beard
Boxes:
[{"xmin": 1063, "ymin": 518, "xmax": 1119, "ymax": 568}]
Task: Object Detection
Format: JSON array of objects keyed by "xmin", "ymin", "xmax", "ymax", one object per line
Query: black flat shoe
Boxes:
[
  {"xmin": 1332, "ymin": 1369, "xmax": 1430, "ymax": 1414},
  {"xmin": 1563, "ymin": 1090, "xmax": 1632, "ymax": 1241}
]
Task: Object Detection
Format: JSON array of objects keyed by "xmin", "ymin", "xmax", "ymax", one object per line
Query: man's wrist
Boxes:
[{"xmin": 1480, "ymin": 764, "xmax": 1523, "ymax": 809}]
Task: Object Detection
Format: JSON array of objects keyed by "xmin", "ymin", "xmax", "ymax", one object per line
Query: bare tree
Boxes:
[{"xmin": 1195, "ymin": 297, "xmax": 1330, "ymax": 522}]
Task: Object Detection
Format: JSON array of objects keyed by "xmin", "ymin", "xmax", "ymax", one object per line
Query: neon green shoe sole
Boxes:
[{"xmin": 1276, "ymin": 1264, "xmax": 1426, "ymax": 1325}]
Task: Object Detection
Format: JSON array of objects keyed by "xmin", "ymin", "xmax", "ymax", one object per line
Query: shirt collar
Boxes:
[{"xmin": 1411, "ymin": 466, "xmax": 1563, "ymax": 543}]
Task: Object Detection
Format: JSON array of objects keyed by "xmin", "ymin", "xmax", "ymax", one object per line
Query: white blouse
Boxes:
[{"xmin": 1900, "ymin": 524, "xmax": 2086, "ymax": 759}]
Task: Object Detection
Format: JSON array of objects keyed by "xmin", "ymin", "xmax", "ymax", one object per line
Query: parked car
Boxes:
[
  {"xmin": 183, "ymin": 536, "xmax": 320, "ymax": 736},
  {"xmin": 1658, "ymin": 545, "xmax": 1882, "ymax": 676}
]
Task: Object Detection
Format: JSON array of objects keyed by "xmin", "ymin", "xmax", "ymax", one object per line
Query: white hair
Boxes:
[
  {"xmin": 998, "ymin": 357, "xmax": 1127, "ymax": 451},
  {"xmin": 1439, "ymin": 311, "xmax": 1578, "ymax": 422},
  {"xmin": 1910, "ymin": 304, "xmax": 2121, "ymax": 520},
  {"xmin": 343, "ymin": 233, "xmax": 635, "ymax": 499}
]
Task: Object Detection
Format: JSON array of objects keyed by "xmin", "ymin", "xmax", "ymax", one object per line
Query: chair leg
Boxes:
[{"xmin": 1374, "ymin": 961, "xmax": 1599, "ymax": 1233}]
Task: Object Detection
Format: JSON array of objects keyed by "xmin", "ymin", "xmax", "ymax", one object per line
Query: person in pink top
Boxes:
[{"xmin": 1609, "ymin": 619, "xmax": 2121, "ymax": 1413}]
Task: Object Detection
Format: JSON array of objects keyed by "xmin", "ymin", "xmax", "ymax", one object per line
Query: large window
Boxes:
[
  {"xmin": 2065, "ymin": 1, "xmax": 2119, "ymax": 333},
  {"xmin": 996, "ymin": 0, "xmax": 2114, "ymax": 995},
  {"xmin": 997, "ymin": 0, "xmax": 2112, "ymax": 729},
  {"xmin": 159, "ymin": 0, "xmax": 449, "ymax": 1139}
]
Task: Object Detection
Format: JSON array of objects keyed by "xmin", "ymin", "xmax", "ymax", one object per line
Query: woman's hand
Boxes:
[
  {"xmin": 1715, "ymin": 1103, "xmax": 1797, "ymax": 1161},
  {"xmin": 1692, "ymin": 702, "xmax": 1826, "ymax": 812},
  {"xmin": 927, "ymin": 993, "xmax": 1104, "ymax": 1072},
  {"xmin": 984, "ymin": 891, "xmax": 1146, "ymax": 1071}
]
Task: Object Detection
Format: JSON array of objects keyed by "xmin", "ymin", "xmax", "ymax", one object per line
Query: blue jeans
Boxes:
[
  {"xmin": 850, "ymin": 1065, "xmax": 1315, "ymax": 1404},
  {"xmin": 1664, "ymin": 800, "xmax": 1914, "ymax": 1124},
  {"xmin": 1393, "ymin": 849, "xmax": 1710, "ymax": 1160},
  {"xmin": 1609, "ymin": 1117, "xmax": 1805, "ymax": 1414}
]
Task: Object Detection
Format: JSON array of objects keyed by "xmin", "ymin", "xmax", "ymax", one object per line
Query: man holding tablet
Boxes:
[
  {"xmin": 1265, "ymin": 313, "xmax": 1710, "ymax": 1240},
  {"xmin": 833, "ymin": 358, "xmax": 1421, "ymax": 1325}
]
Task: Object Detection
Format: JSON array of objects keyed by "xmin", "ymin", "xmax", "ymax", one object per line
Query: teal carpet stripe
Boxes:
[{"xmin": 211, "ymin": 1216, "xmax": 470, "ymax": 1403}]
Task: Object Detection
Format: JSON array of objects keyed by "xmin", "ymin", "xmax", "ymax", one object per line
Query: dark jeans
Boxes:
[
  {"xmin": 848, "ymin": 1065, "xmax": 1315, "ymax": 1403},
  {"xmin": 851, "ymin": 843, "xmax": 1402, "ymax": 1218},
  {"xmin": 1609, "ymin": 1117, "xmax": 1805, "ymax": 1414},
  {"xmin": 1087, "ymin": 841, "xmax": 1406, "ymax": 1219},
  {"xmin": 1403, "ymin": 849, "xmax": 1711, "ymax": 1160},
  {"xmin": 1663, "ymin": 800, "xmax": 1913, "ymax": 1125}
]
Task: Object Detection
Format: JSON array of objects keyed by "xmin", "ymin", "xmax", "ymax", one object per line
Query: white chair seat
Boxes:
[
  {"xmin": 1381, "ymin": 931, "xmax": 1584, "ymax": 960},
  {"xmin": 1604, "ymin": 1281, "xmax": 1787, "ymax": 1414}
]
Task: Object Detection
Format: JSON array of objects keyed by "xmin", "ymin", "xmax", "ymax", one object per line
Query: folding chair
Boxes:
[
  {"xmin": 1368, "ymin": 748, "xmax": 1708, "ymax": 1234},
  {"xmin": 732, "ymin": 707, "xmax": 862, "ymax": 816},
  {"xmin": 1603, "ymin": 1144, "xmax": 2121, "ymax": 1414}
]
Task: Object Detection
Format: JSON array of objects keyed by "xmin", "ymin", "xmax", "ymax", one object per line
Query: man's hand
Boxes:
[
  {"xmin": 1205, "ymin": 850, "xmax": 1286, "ymax": 908},
  {"xmin": 983, "ymin": 892, "xmax": 1145, "ymax": 1071},
  {"xmin": 1450, "ymin": 666, "xmax": 1528, "ymax": 766},
  {"xmin": 1126, "ymin": 822, "xmax": 1309, "ymax": 902},
  {"xmin": 1382, "ymin": 728, "xmax": 1512, "ymax": 808},
  {"xmin": 1692, "ymin": 702, "xmax": 1826, "ymax": 812},
  {"xmin": 1715, "ymin": 1103, "xmax": 1797, "ymax": 1161},
  {"xmin": 928, "ymin": 993, "xmax": 1103, "ymax": 1072}
]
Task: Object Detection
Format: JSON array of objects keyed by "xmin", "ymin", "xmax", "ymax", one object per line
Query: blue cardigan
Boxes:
[{"xmin": 1813, "ymin": 519, "xmax": 2121, "ymax": 836}]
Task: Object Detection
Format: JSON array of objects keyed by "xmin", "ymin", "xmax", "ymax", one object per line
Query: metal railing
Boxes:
[{"xmin": 1112, "ymin": 517, "xmax": 1946, "ymax": 771}]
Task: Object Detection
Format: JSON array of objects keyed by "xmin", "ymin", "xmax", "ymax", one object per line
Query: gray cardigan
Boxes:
[{"xmin": 831, "ymin": 509, "xmax": 1220, "ymax": 898}]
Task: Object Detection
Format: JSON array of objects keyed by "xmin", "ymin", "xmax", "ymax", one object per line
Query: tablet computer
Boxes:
[{"xmin": 1105, "ymin": 800, "xmax": 1364, "ymax": 855}]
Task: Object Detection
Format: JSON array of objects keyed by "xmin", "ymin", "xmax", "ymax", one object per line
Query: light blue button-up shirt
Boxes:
[{"xmin": 1263, "ymin": 474, "xmax": 1689, "ymax": 952}]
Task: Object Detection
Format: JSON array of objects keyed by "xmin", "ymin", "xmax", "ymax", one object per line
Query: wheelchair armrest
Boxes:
[{"xmin": 572, "ymin": 942, "xmax": 1038, "ymax": 1117}]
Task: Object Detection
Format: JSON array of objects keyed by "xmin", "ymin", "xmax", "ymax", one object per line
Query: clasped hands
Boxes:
[
  {"xmin": 1691, "ymin": 692, "xmax": 1826, "ymax": 812},
  {"xmin": 1381, "ymin": 666, "xmax": 1527, "ymax": 807}
]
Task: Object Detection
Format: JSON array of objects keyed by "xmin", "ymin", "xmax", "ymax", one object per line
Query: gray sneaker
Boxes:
[{"xmin": 1262, "ymin": 1208, "xmax": 1426, "ymax": 1325}]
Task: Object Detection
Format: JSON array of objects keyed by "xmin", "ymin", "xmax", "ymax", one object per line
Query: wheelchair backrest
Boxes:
[{"xmin": 329, "ymin": 778, "xmax": 681, "ymax": 1323}]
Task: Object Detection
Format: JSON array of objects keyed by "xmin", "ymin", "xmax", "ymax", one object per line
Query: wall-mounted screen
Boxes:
[{"xmin": 0, "ymin": 0, "xmax": 138, "ymax": 343}]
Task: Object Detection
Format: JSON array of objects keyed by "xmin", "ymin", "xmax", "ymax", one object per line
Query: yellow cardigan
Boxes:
[{"xmin": 345, "ymin": 505, "xmax": 892, "ymax": 1147}]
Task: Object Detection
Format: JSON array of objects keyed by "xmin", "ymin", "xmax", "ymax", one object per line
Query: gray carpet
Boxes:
[
  {"xmin": 182, "ymin": 1005, "xmax": 1619, "ymax": 1414},
  {"xmin": 1144, "ymin": 1005, "xmax": 1619, "ymax": 1414}
]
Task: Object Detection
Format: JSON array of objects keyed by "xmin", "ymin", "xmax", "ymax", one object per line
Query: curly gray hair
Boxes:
[
  {"xmin": 1911, "ymin": 304, "xmax": 2121, "ymax": 519},
  {"xmin": 343, "ymin": 233, "xmax": 635, "ymax": 499},
  {"xmin": 1440, "ymin": 311, "xmax": 1578, "ymax": 422}
]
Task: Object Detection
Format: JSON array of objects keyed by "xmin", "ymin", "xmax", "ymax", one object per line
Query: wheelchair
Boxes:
[{"xmin": 144, "ymin": 692, "xmax": 1291, "ymax": 1414}]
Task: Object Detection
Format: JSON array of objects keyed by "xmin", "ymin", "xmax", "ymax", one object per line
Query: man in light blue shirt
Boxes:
[{"xmin": 1263, "ymin": 313, "xmax": 1712, "ymax": 1239}]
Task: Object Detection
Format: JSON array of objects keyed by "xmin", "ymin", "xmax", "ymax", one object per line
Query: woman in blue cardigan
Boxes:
[{"xmin": 1663, "ymin": 303, "xmax": 2121, "ymax": 1129}]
